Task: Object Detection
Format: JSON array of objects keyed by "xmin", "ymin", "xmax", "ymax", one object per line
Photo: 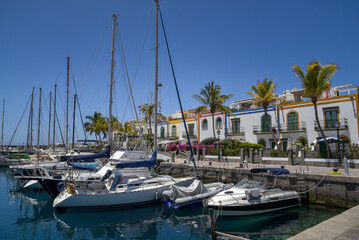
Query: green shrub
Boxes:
[
  {"xmin": 347, "ymin": 143, "xmax": 359, "ymax": 159},
  {"xmin": 269, "ymin": 149, "xmax": 287, "ymax": 157}
]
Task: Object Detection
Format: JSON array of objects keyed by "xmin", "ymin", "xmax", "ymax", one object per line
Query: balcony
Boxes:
[
  {"xmin": 226, "ymin": 127, "xmax": 245, "ymax": 136},
  {"xmin": 253, "ymin": 125, "xmax": 278, "ymax": 135},
  {"xmin": 181, "ymin": 131, "xmax": 197, "ymax": 138},
  {"xmin": 157, "ymin": 133, "xmax": 179, "ymax": 140},
  {"xmin": 314, "ymin": 118, "xmax": 348, "ymax": 131},
  {"xmin": 157, "ymin": 133, "xmax": 169, "ymax": 140},
  {"xmin": 169, "ymin": 134, "xmax": 179, "ymax": 140},
  {"xmin": 278, "ymin": 122, "xmax": 306, "ymax": 133}
]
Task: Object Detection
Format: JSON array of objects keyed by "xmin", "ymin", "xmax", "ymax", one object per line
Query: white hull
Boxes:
[
  {"xmin": 54, "ymin": 177, "xmax": 194, "ymax": 209},
  {"xmin": 212, "ymin": 203, "xmax": 300, "ymax": 217},
  {"xmin": 23, "ymin": 180, "xmax": 42, "ymax": 189}
]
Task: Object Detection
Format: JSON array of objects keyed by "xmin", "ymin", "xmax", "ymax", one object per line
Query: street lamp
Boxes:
[
  {"xmin": 217, "ymin": 129, "xmax": 221, "ymax": 162},
  {"xmin": 335, "ymin": 120, "xmax": 341, "ymax": 165}
]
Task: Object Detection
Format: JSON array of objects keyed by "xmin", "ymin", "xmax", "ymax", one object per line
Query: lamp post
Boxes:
[
  {"xmin": 217, "ymin": 129, "xmax": 221, "ymax": 162},
  {"xmin": 335, "ymin": 120, "xmax": 341, "ymax": 165}
]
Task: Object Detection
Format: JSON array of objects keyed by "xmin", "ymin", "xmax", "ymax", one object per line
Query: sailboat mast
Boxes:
[
  {"xmin": 72, "ymin": 94, "xmax": 77, "ymax": 150},
  {"xmin": 27, "ymin": 87, "xmax": 35, "ymax": 149},
  {"xmin": 1, "ymin": 99, "xmax": 4, "ymax": 150},
  {"xmin": 53, "ymin": 84, "xmax": 57, "ymax": 151},
  {"xmin": 37, "ymin": 88, "xmax": 42, "ymax": 148},
  {"xmin": 48, "ymin": 92, "xmax": 52, "ymax": 148},
  {"xmin": 66, "ymin": 57, "xmax": 70, "ymax": 152},
  {"xmin": 108, "ymin": 14, "xmax": 117, "ymax": 148},
  {"xmin": 153, "ymin": 0, "xmax": 159, "ymax": 152}
]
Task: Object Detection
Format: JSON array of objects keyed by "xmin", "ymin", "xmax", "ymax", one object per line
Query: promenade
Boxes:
[{"xmin": 172, "ymin": 156, "xmax": 359, "ymax": 176}]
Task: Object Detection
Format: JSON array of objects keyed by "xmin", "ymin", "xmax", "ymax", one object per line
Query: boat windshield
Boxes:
[{"xmin": 234, "ymin": 179, "xmax": 266, "ymax": 189}]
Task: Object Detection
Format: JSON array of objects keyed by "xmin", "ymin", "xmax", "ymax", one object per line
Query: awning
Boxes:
[{"xmin": 158, "ymin": 140, "xmax": 179, "ymax": 145}]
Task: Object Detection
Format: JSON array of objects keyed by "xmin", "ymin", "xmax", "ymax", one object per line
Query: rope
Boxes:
[
  {"xmin": 8, "ymin": 95, "xmax": 31, "ymax": 147},
  {"xmin": 158, "ymin": 4, "xmax": 197, "ymax": 174},
  {"xmin": 298, "ymin": 174, "xmax": 326, "ymax": 194}
]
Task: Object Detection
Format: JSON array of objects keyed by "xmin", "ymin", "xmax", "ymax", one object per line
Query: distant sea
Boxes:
[{"xmin": 0, "ymin": 168, "xmax": 344, "ymax": 240}]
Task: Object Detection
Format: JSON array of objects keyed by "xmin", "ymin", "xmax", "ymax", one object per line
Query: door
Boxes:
[
  {"xmin": 282, "ymin": 141, "xmax": 287, "ymax": 152},
  {"xmin": 324, "ymin": 109, "xmax": 338, "ymax": 128},
  {"xmin": 287, "ymin": 112, "xmax": 298, "ymax": 131}
]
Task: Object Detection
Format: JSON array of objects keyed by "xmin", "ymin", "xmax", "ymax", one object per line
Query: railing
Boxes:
[
  {"xmin": 253, "ymin": 124, "xmax": 278, "ymax": 134},
  {"xmin": 226, "ymin": 127, "xmax": 245, "ymax": 136},
  {"xmin": 278, "ymin": 122, "xmax": 306, "ymax": 132},
  {"xmin": 169, "ymin": 135, "xmax": 179, "ymax": 140},
  {"xmin": 181, "ymin": 131, "xmax": 197, "ymax": 138},
  {"xmin": 157, "ymin": 133, "xmax": 169, "ymax": 139},
  {"xmin": 314, "ymin": 118, "xmax": 348, "ymax": 131}
]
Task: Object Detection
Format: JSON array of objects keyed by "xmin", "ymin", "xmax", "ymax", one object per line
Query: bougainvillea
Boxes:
[{"xmin": 167, "ymin": 144, "xmax": 214, "ymax": 151}]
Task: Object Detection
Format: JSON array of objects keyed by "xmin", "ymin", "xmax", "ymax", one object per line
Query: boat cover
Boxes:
[
  {"xmin": 66, "ymin": 162, "xmax": 98, "ymax": 171},
  {"xmin": 110, "ymin": 171, "xmax": 127, "ymax": 190},
  {"xmin": 115, "ymin": 152, "xmax": 156, "ymax": 169},
  {"xmin": 250, "ymin": 168, "xmax": 290, "ymax": 175},
  {"xmin": 59, "ymin": 145, "xmax": 111, "ymax": 162},
  {"xmin": 167, "ymin": 179, "xmax": 208, "ymax": 201}
]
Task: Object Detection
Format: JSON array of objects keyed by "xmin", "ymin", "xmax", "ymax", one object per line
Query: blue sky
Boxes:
[{"xmin": 1, "ymin": 0, "xmax": 358, "ymax": 145}]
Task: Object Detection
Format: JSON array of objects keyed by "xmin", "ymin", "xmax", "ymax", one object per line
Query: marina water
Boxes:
[{"xmin": 0, "ymin": 168, "xmax": 344, "ymax": 240}]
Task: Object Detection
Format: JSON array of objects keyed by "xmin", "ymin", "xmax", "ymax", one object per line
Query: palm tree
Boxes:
[
  {"xmin": 84, "ymin": 112, "xmax": 103, "ymax": 142},
  {"xmin": 84, "ymin": 112, "xmax": 109, "ymax": 144},
  {"xmin": 292, "ymin": 60, "xmax": 338, "ymax": 158},
  {"xmin": 139, "ymin": 104, "xmax": 155, "ymax": 135},
  {"xmin": 248, "ymin": 78, "xmax": 280, "ymax": 150},
  {"xmin": 192, "ymin": 81, "xmax": 234, "ymax": 139}
]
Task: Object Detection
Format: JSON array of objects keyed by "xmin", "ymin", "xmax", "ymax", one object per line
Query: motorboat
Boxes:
[
  {"xmin": 162, "ymin": 179, "xmax": 233, "ymax": 209},
  {"xmin": 53, "ymin": 152, "xmax": 194, "ymax": 212},
  {"xmin": 206, "ymin": 178, "xmax": 299, "ymax": 217}
]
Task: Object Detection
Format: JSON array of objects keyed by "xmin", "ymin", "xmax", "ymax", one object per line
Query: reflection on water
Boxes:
[{"xmin": 0, "ymin": 168, "xmax": 345, "ymax": 240}]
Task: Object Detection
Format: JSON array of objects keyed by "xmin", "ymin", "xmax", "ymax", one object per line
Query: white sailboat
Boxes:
[{"xmin": 53, "ymin": 8, "xmax": 194, "ymax": 211}]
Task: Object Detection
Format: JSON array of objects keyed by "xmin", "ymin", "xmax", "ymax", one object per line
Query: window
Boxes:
[
  {"xmin": 232, "ymin": 119, "xmax": 240, "ymax": 134},
  {"xmin": 287, "ymin": 112, "xmax": 298, "ymax": 131},
  {"xmin": 171, "ymin": 125, "xmax": 177, "ymax": 136},
  {"xmin": 324, "ymin": 108, "xmax": 338, "ymax": 128},
  {"xmin": 261, "ymin": 114, "xmax": 271, "ymax": 132},
  {"xmin": 216, "ymin": 117, "xmax": 222, "ymax": 129},
  {"xmin": 188, "ymin": 124, "xmax": 194, "ymax": 136},
  {"xmin": 160, "ymin": 127, "xmax": 165, "ymax": 138},
  {"xmin": 202, "ymin": 119, "xmax": 208, "ymax": 130}
]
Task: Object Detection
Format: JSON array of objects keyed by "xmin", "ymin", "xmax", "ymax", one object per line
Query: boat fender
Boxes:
[
  {"xmin": 67, "ymin": 183, "xmax": 75, "ymax": 194},
  {"xmin": 156, "ymin": 191, "xmax": 158, "ymax": 200}
]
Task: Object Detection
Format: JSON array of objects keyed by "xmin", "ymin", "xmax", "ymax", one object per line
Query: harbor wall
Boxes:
[{"xmin": 158, "ymin": 162, "xmax": 359, "ymax": 209}]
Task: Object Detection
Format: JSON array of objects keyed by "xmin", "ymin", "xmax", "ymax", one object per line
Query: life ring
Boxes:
[{"xmin": 67, "ymin": 183, "xmax": 76, "ymax": 194}]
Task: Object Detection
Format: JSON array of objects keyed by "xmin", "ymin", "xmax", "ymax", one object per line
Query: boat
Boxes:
[
  {"xmin": 206, "ymin": 168, "xmax": 300, "ymax": 216},
  {"xmin": 10, "ymin": 145, "xmax": 110, "ymax": 196},
  {"xmin": 53, "ymin": 152, "xmax": 193, "ymax": 211},
  {"xmin": 162, "ymin": 179, "xmax": 233, "ymax": 209}
]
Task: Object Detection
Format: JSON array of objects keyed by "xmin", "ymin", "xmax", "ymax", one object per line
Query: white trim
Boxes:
[{"xmin": 263, "ymin": 157, "xmax": 288, "ymax": 161}]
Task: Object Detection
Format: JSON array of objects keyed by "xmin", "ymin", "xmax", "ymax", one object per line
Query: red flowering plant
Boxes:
[{"xmin": 166, "ymin": 144, "xmax": 214, "ymax": 153}]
